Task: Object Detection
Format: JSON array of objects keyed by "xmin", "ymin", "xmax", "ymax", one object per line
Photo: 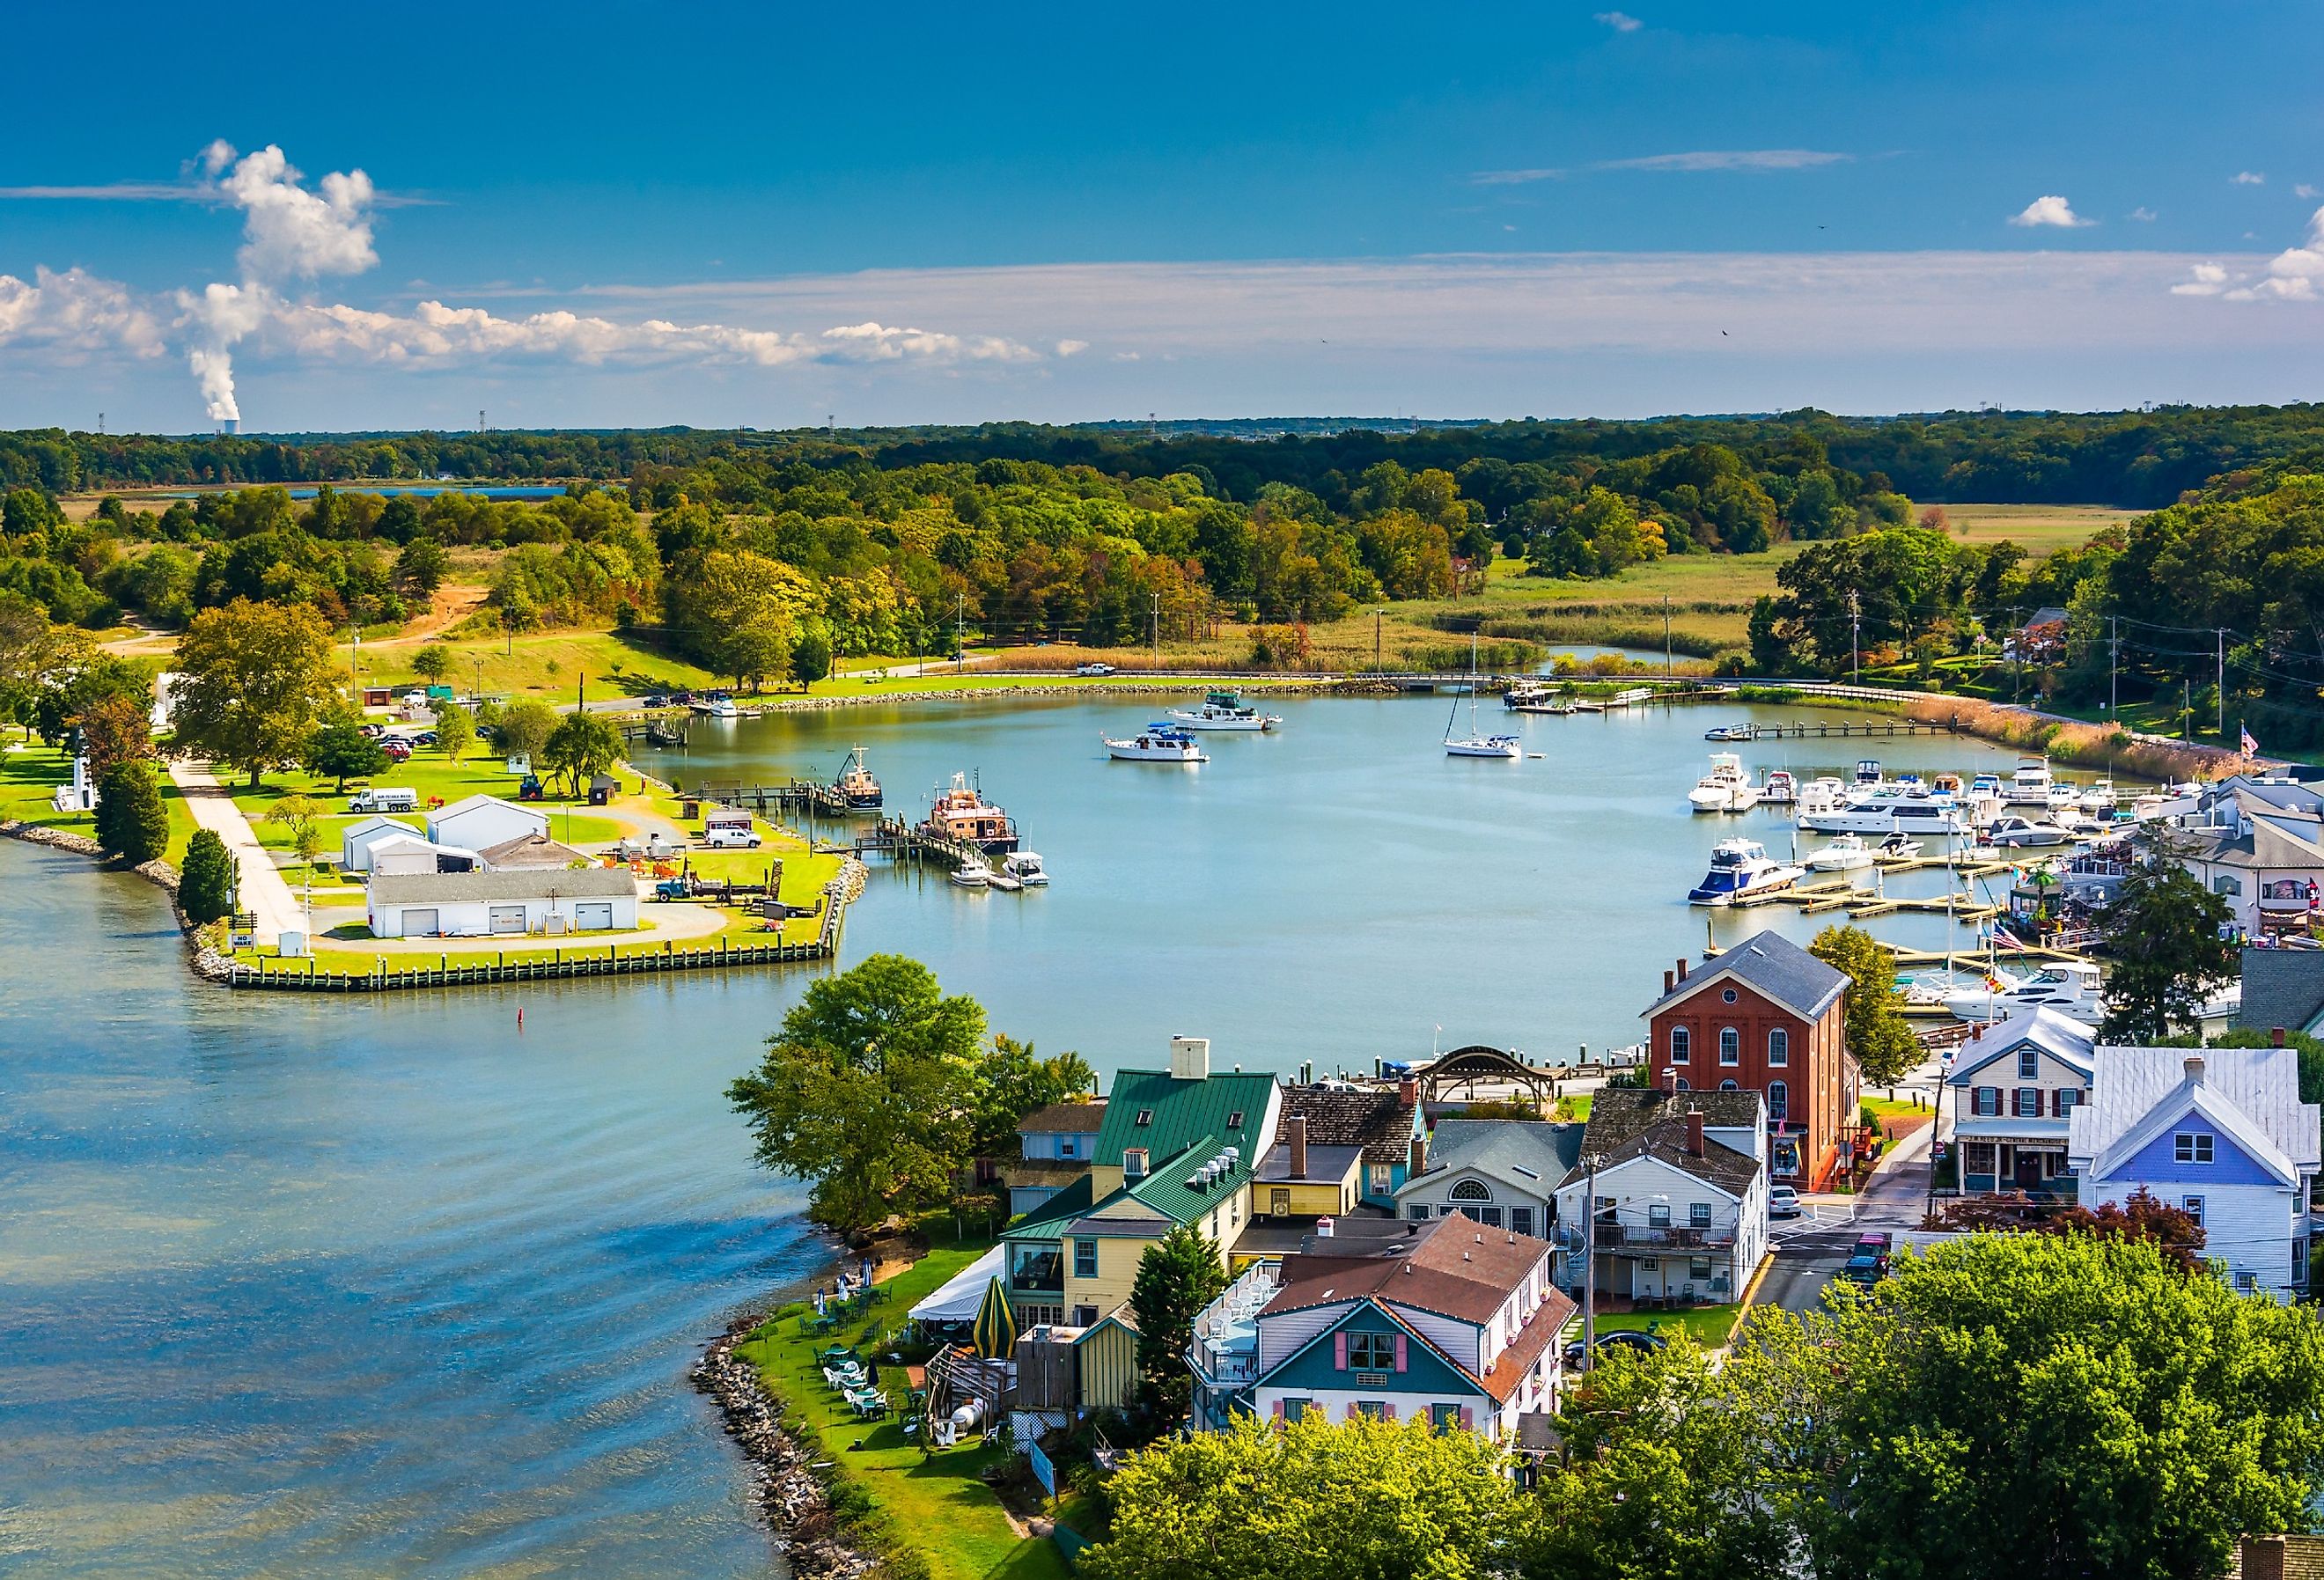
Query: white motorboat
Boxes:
[
  {"xmin": 1944, "ymin": 961, "xmax": 2105, "ymax": 1023},
  {"xmin": 1000, "ymin": 851, "xmax": 1049, "ymax": 887},
  {"xmin": 2006, "ymin": 758, "xmax": 2055, "ymax": 805},
  {"xmin": 1798, "ymin": 783, "xmax": 1962, "ymax": 836},
  {"xmin": 1985, "ymin": 814, "xmax": 2070, "ymax": 848},
  {"xmin": 1688, "ymin": 839, "xmax": 1808, "ymax": 906},
  {"xmin": 1794, "ymin": 776, "xmax": 1849, "ymax": 818},
  {"xmin": 1166, "ymin": 689, "xmax": 1282, "ymax": 731},
  {"xmin": 949, "ymin": 857, "xmax": 993, "ymax": 889},
  {"xmin": 1445, "ymin": 636, "xmax": 1522, "ymax": 758},
  {"xmin": 1105, "ymin": 724, "xmax": 1208, "ymax": 762},
  {"xmin": 2080, "ymin": 779, "xmax": 2119, "ymax": 815},
  {"xmin": 1703, "ymin": 724, "xmax": 1754, "ymax": 742},
  {"xmin": 1760, "ymin": 769, "xmax": 1798, "ymax": 805},
  {"xmin": 1876, "ymin": 831, "xmax": 1924, "ymax": 860},
  {"xmin": 694, "ymin": 695, "xmax": 741, "ymax": 719},
  {"xmin": 2045, "ymin": 781, "xmax": 2082, "ymax": 812},
  {"xmin": 1854, "ymin": 759, "xmax": 1886, "ymax": 787},
  {"xmin": 1688, "ymin": 752, "xmax": 1759, "ymax": 812},
  {"xmin": 1806, "ymin": 833, "xmax": 1876, "ymax": 872}
]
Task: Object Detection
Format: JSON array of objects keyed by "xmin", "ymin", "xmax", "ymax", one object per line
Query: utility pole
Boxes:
[
  {"xmin": 1849, "ymin": 590, "xmax": 1860, "ymax": 687},
  {"xmin": 2109, "ymin": 616, "xmax": 2119, "ymax": 717},
  {"xmin": 1374, "ymin": 609, "xmax": 1383, "ymax": 670},
  {"xmin": 2182, "ymin": 678, "xmax": 2191, "ymax": 741},
  {"xmin": 473, "ymin": 654, "xmax": 483, "ymax": 703},
  {"xmin": 954, "ymin": 593, "xmax": 965, "ymax": 668},
  {"xmin": 1151, "ymin": 592, "xmax": 1160, "ymax": 660},
  {"xmin": 2217, "ymin": 627, "xmax": 2227, "ymax": 739},
  {"xmin": 1664, "ymin": 594, "xmax": 1673, "ymax": 674},
  {"xmin": 1579, "ymin": 1152, "xmax": 1601, "ymax": 1372}
]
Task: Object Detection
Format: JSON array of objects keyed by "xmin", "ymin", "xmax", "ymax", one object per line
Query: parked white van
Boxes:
[
  {"xmin": 702, "ymin": 824, "xmax": 762, "ymax": 849},
  {"xmin": 349, "ymin": 787, "xmax": 421, "ymax": 814}
]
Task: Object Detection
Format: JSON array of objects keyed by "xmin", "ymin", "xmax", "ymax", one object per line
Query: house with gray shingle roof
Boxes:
[
  {"xmin": 2236, "ymin": 947, "xmax": 2324, "ymax": 1040},
  {"xmin": 1394, "ymin": 1119, "xmax": 1582, "ymax": 1244},
  {"xmin": 1550, "ymin": 1091, "xmax": 1769, "ymax": 1304}
]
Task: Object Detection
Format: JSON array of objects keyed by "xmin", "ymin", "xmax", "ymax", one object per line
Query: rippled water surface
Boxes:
[{"xmin": 1, "ymin": 694, "xmax": 2077, "ymax": 1575}]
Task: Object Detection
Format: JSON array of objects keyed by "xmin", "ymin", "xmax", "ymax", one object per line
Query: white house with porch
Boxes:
[{"xmin": 1943, "ymin": 1009, "xmax": 2096, "ymax": 1197}]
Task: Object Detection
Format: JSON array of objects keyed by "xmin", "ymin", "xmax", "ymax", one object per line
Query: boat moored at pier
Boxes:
[
  {"xmin": 1688, "ymin": 838, "xmax": 1808, "ymax": 906},
  {"xmin": 919, "ymin": 773, "xmax": 1021, "ymax": 855}
]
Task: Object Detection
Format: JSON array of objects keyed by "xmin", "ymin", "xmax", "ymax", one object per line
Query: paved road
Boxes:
[
  {"xmin": 1757, "ymin": 1121, "xmax": 1935, "ymax": 1316},
  {"xmin": 165, "ymin": 760, "xmax": 305, "ymax": 946}
]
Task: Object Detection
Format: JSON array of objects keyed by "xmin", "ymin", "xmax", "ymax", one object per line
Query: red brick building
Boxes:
[{"xmin": 1641, "ymin": 931, "xmax": 1857, "ymax": 1189}]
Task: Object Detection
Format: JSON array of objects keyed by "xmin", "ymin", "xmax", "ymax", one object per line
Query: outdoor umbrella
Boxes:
[{"xmin": 970, "ymin": 1275, "xmax": 1018, "ymax": 1359}]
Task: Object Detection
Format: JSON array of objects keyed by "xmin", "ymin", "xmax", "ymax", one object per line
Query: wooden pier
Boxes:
[
  {"xmin": 692, "ymin": 778, "xmax": 870, "ymax": 819},
  {"xmin": 1730, "ymin": 718, "xmax": 1960, "ymax": 739},
  {"xmin": 852, "ymin": 817, "xmax": 987, "ymax": 870}
]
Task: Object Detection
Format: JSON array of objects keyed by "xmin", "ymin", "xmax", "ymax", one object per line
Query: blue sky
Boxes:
[{"xmin": 4, "ymin": 1, "xmax": 2323, "ymax": 432}]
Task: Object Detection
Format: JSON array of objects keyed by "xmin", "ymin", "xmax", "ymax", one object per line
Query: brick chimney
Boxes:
[
  {"xmin": 1287, "ymin": 1113, "xmax": 1308, "ymax": 1179},
  {"xmin": 2184, "ymin": 1054, "xmax": 2206, "ymax": 1085},
  {"xmin": 1409, "ymin": 1133, "xmax": 1426, "ymax": 1177},
  {"xmin": 2274, "ymin": 1026, "xmax": 2289, "ymax": 1048},
  {"xmin": 1664, "ymin": 969, "xmax": 1675, "ymax": 995},
  {"xmin": 1687, "ymin": 1110, "xmax": 1705, "ymax": 1157},
  {"xmin": 1675, "ymin": 957, "xmax": 1689, "ymax": 983},
  {"xmin": 1398, "ymin": 1077, "xmax": 1418, "ymax": 1106}
]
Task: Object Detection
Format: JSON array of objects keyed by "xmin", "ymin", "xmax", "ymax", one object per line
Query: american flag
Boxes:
[{"xmin": 2241, "ymin": 724, "xmax": 2259, "ymax": 757}]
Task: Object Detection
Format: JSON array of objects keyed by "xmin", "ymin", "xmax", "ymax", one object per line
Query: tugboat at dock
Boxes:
[
  {"xmin": 918, "ymin": 772, "xmax": 1020, "ymax": 856},
  {"xmin": 833, "ymin": 745, "xmax": 883, "ymax": 809}
]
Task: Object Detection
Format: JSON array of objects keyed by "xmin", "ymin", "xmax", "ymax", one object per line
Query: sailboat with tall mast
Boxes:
[{"xmin": 1443, "ymin": 636, "xmax": 1522, "ymax": 760}]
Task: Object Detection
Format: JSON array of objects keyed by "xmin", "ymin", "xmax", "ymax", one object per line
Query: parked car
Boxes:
[
  {"xmin": 412, "ymin": 731, "xmax": 438, "ymax": 747},
  {"xmin": 1074, "ymin": 661, "xmax": 1116, "ymax": 676},
  {"xmin": 1840, "ymin": 1232, "xmax": 1893, "ymax": 1286},
  {"xmin": 702, "ymin": 825, "xmax": 763, "ymax": 849},
  {"xmin": 642, "ymin": 694, "xmax": 670, "ymax": 709},
  {"xmin": 1768, "ymin": 1184, "xmax": 1802, "ymax": 1219},
  {"xmin": 381, "ymin": 739, "xmax": 413, "ymax": 762},
  {"xmin": 1563, "ymin": 1329, "xmax": 1667, "ymax": 1368}
]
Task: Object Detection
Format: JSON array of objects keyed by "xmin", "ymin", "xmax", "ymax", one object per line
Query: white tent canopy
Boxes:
[{"xmin": 908, "ymin": 1244, "xmax": 1007, "ymax": 1325}]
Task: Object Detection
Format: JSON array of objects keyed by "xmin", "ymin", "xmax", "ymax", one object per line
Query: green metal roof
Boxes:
[
  {"xmin": 1090, "ymin": 1069, "xmax": 1276, "ymax": 1173},
  {"xmin": 1001, "ymin": 1173, "xmax": 1097, "ymax": 1242},
  {"xmin": 1122, "ymin": 1133, "xmax": 1256, "ymax": 1227}
]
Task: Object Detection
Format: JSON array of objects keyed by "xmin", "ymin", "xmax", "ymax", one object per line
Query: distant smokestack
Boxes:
[{"xmin": 221, "ymin": 418, "xmax": 239, "ymax": 436}]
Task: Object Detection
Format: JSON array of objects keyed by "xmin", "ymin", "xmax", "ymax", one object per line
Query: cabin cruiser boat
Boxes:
[
  {"xmin": 999, "ymin": 851, "xmax": 1049, "ymax": 887},
  {"xmin": 1105, "ymin": 724, "xmax": 1208, "ymax": 762},
  {"xmin": 834, "ymin": 745, "xmax": 882, "ymax": 809},
  {"xmin": 1970, "ymin": 773, "xmax": 2004, "ymax": 798},
  {"xmin": 1444, "ymin": 637, "xmax": 1522, "ymax": 758},
  {"xmin": 2079, "ymin": 779, "xmax": 2119, "ymax": 816},
  {"xmin": 1504, "ymin": 681, "xmax": 1555, "ymax": 711},
  {"xmin": 695, "ymin": 695, "xmax": 742, "ymax": 719},
  {"xmin": 2007, "ymin": 758, "xmax": 2056, "ymax": 805},
  {"xmin": 920, "ymin": 773, "xmax": 1020, "ymax": 856},
  {"xmin": 1703, "ymin": 723, "xmax": 1754, "ymax": 742},
  {"xmin": 949, "ymin": 856, "xmax": 994, "ymax": 889},
  {"xmin": 2045, "ymin": 781, "xmax": 2082, "ymax": 813},
  {"xmin": 1877, "ymin": 831, "xmax": 1924, "ymax": 860},
  {"xmin": 1760, "ymin": 769, "xmax": 1798, "ymax": 805},
  {"xmin": 1854, "ymin": 759, "xmax": 1885, "ymax": 786},
  {"xmin": 1688, "ymin": 839, "xmax": 1808, "ymax": 906},
  {"xmin": 1889, "ymin": 790, "xmax": 1967, "ymax": 839},
  {"xmin": 1798, "ymin": 782, "xmax": 1961, "ymax": 836},
  {"xmin": 1166, "ymin": 689, "xmax": 1282, "ymax": 731},
  {"xmin": 1806, "ymin": 833, "xmax": 1876, "ymax": 872},
  {"xmin": 1985, "ymin": 814, "xmax": 2070, "ymax": 849},
  {"xmin": 1688, "ymin": 753, "xmax": 1760, "ymax": 812},
  {"xmin": 1944, "ymin": 960, "xmax": 2105, "ymax": 1023},
  {"xmin": 1795, "ymin": 776, "xmax": 1849, "ymax": 818}
]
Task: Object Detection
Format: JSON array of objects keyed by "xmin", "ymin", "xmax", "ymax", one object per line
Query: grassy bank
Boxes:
[
  {"xmin": 1, "ymin": 742, "xmax": 200, "ymax": 863},
  {"xmin": 732, "ymin": 1238, "xmax": 1073, "ymax": 1580}
]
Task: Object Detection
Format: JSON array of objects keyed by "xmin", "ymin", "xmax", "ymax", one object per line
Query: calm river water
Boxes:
[{"xmin": 1, "ymin": 694, "xmax": 2060, "ymax": 1576}]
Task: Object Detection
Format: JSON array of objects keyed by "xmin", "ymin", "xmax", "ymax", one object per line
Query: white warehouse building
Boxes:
[{"xmin": 366, "ymin": 869, "xmax": 640, "ymax": 940}]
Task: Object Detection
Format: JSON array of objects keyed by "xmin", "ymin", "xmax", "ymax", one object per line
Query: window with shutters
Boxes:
[
  {"xmin": 1283, "ymin": 1397, "xmax": 1312, "ymax": 1422},
  {"xmin": 2053, "ymin": 1088, "xmax": 2080, "ymax": 1117},
  {"xmin": 2014, "ymin": 1088, "xmax": 2041, "ymax": 1117},
  {"xmin": 1346, "ymin": 1332, "xmax": 1395, "ymax": 1371},
  {"xmin": 1355, "ymin": 1400, "xmax": 1386, "ymax": 1421},
  {"xmin": 1974, "ymin": 1087, "xmax": 2000, "ymax": 1117},
  {"xmin": 1430, "ymin": 1402, "xmax": 1462, "ymax": 1432}
]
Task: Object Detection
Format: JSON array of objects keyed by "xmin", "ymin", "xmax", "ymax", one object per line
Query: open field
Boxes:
[
  {"xmin": 1, "ymin": 742, "xmax": 200, "ymax": 863},
  {"xmin": 1934, "ymin": 503, "xmax": 2136, "ymax": 549},
  {"xmin": 734, "ymin": 1238, "xmax": 1075, "ymax": 1580}
]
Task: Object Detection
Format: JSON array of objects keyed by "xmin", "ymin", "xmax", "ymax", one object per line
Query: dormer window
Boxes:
[
  {"xmin": 1135, "ymin": 1109, "xmax": 1154, "ymax": 1127},
  {"xmin": 1225, "ymin": 1111, "xmax": 1244, "ymax": 1130},
  {"xmin": 1124, "ymin": 1148, "xmax": 1149, "ymax": 1178}
]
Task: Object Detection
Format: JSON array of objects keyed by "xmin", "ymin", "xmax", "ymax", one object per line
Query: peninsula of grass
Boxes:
[
  {"xmin": 1, "ymin": 741, "xmax": 200, "ymax": 863},
  {"xmin": 731, "ymin": 1236, "xmax": 1074, "ymax": 1580}
]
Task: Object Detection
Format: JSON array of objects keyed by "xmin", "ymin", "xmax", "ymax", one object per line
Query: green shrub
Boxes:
[
  {"xmin": 179, "ymin": 828, "xmax": 235, "ymax": 922},
  {"xmin": 93, "ymin": 759, "xmax": 169, "ymax": 864}
]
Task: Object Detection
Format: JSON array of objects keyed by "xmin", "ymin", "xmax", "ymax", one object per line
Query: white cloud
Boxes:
[
  {"xmin": 2168, "ymin": 208, "xmax": 2324, "ymax": 302},
  {"xmin": 0, "ymin": 266, "xmax": 166, "ymax": 358},
  {"xmin": 2170, "ymin": 262, "xmax": 2229, "ymax": 297},
  {"xmin": 2128, "ymin": 207, "xmax": 2157, "ymax": 222},
  {"xmin": 1055, "ymin": 339, "xmax": 1089, "ymax": 356},
  {"xmin": 1599, "ymin": 150, "xmax": 1850, "ymax": 173},
  {"xmin": 206, "ymin": 143, "xmax": 379, "ymax": 283},
  {"xmin": 2232, "ymin": 171, "xmax": 2267, "ymax": 186},
  {"xmin": 2299, "ymin": 184, "xmax": 2321, "ymax": 200},
  {"xmin": 1593, "ymin": 10, "xmax": 1643, "ymax": 30},
  {"xmin": 1468, "ymin": 167, "xmax": 1565, "ymax": 186},
  {"xmin": 2008, "ymin": 195, "xmax": 2094, "ymax": 228}
]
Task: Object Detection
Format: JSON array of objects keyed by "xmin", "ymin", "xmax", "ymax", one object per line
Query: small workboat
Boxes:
[
  {"xmin": 1703, "ymin": 724, "xmax": 1754, "ymax": 742},
  {"xmin": 949, "ymin": 857, "xmax": 993, "ymax": 889},
  {"xmin": 1688, "ymin": 839, "xmax": 1808, "ymax": 906},
  {"xmin": 1105, "ymin": 724, "xmax": 1208, "ymax": 762},
  {"xmin": 834, "ymin": 745, "xmax": 882, "ymax": 809},
  {"xmin": 695, "ymin": 695, "xmax": 741, "ymax": 719},
  {"xmin": 920, "ymin": 773, "xmax": 1020, "ymax": 856},
  {"xmin": 1166, "ymin": 689, "xmax": 1282, "ymax": 731},
  {"xmin": 1806, "ymin": 833, "xmax": 1876, "ymax": 872},
  {"xmin": 1001, "ymin": 850, "xmax": 1049, "ymax": 887},
  {"xmin": 1444, "ymin": 636, "xmax": 1522, "ymax": 758}
]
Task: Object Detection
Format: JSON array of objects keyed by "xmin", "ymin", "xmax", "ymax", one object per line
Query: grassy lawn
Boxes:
[
  {"xmin": 1587, "ymin": 1303, "xmax": 1746, "ymax": 1348},
  {"xmin": 1552, "ymin": 1093, "xmax": 1594, "ymax": 1121},
  {"xmin": 1, "ymin": 741, "xmax": 200, "ymax": 863},
  {"xmin": 732, "ymin": 1237, "xmax": 1071, "ymax": 1580},
  {"xmin": 351, "ymin": 628, "xmax": 724, "ymax": 701},
  {"xmin": 1936, "ymin": 503, "xmax": 2136, "ymax": 550}
]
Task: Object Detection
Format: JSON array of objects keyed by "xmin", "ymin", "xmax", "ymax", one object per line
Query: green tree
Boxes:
[
  {"xmin": 433, "ymin": 701, "xmax": 476, "ymax": 762},
  {"xmin": 0, "ymin": 589, "xmax": 60, "ymax": 738},
  {"xmin": 726, "ymin": 953, "xmax": 987, "ymax": 1234},
  {"xmin": 1128, "ymin": 1225, "xmax": 1228, "ymax": 1430},
  {"xmin": 168, "ymin": 599, "xmax": 338, "ymax": 788},
  {"xmin": 409, "ymin": 643, "xmax": 453, "ymax": 683},
  {"xmin": 1523, "ymin": 1338, "xmax": 1794, "ymax": 1580},
  {"xmin": 267, "ymin": 792, "xmax": 328, "ymax": 870},
  {"xmin": 1810, "ymin": 922, "xmax": 1919, "ymax": 1086},
  {"xmin": 1085, "ymin": 1414, "xmax": 1519, "ymax": 1580},
  {"xmin": 393, "ymin": 535, "xmax": 451, "ymax": 597},
  {"xmin": 495, "ymin": 698, "xmax": 558, "ymax": 760},
  {"xmin": 541, "ymin": 711, "xmax": 621, "ymax": 796},
  {"xmin": 178, "ymin": 828, "xmax": 236, "ymax": 923},
  {"xmin": 1751, "ymin": 1231, "xmax": 2324, "ymax": 1580},
  {"xmin": 967, "ymin": 1033, "xmax": 1097, "ymax": 1164},
  {"xmin": 77, "ymin": 690, "xmax": 153, "ymax": 776},
  {"xmin": 304, "ymin": 719, "xmax": 389, "ymax": 792},
  {"xmin": 93, "ymin": 758, "xmax": 170, "ymax": 864},
  {"xmin": 791, "ymin": 626, "xmax": 833, "ymax": 687},
  {"xmin": 2099, "ymin": 837, "xmax": 2239, "ymax": 1042}
]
